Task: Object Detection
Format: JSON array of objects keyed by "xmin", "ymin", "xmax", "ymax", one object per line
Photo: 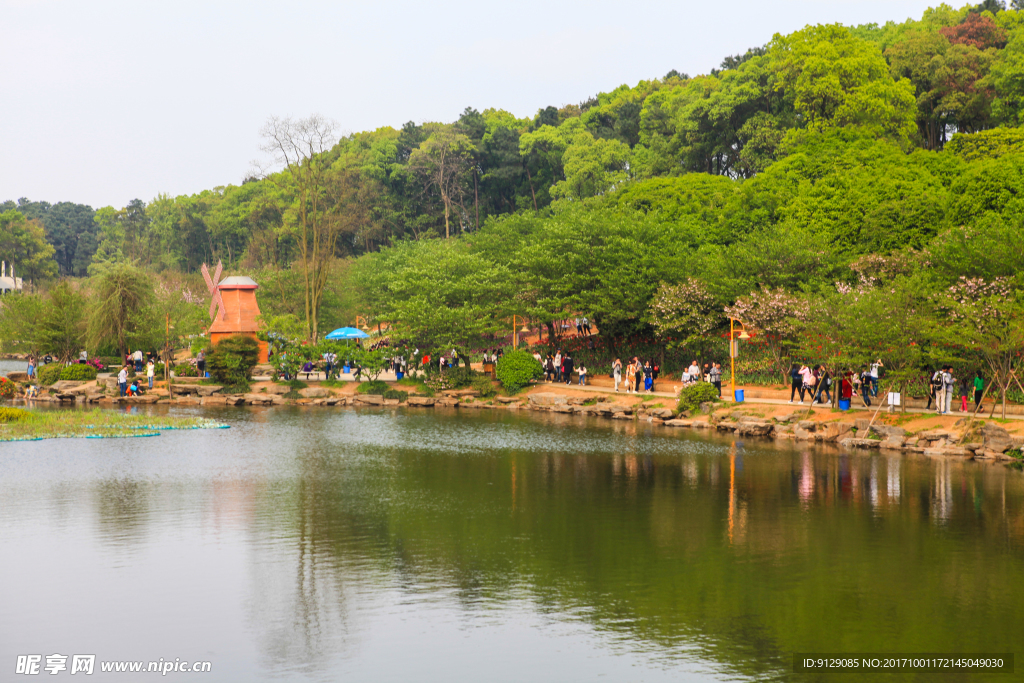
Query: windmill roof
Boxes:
[{"xmin": 218, "ymin": 276, "xmax": 258, "ymax": 289}]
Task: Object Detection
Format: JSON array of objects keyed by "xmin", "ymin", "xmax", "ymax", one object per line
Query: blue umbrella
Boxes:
[{"xmin": 325, "ymin": 327, "xmax": 369, "ymax": 340}]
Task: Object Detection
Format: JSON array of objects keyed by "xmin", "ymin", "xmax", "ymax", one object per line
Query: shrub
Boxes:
[
  {"xmin": 677, "ymin": 382, "xmax": 720, "ymax": 413},
  {"xmin": 173, "ymin": 363, "xmax": 200, "ymax": 377},
  {"xmin": 495, "ymin": 350, "xmax": 544, "ymax": 392},
  {"xmin": 0, "ymin": 377, "xmax": 18, "ymax": 400},
  {"xmin": 358, "ymin": 380, "xmax": 389, "ymax": 395},
  {"xmin": 0, "ymin": 406, "xmax": 30, "ymax": 421},
  {"xmin": 383, "ymin": 389, "xmax": 409, "ymax": 402},
  {"xmin": 470, "ymin": 374, "xmax": 497, "ymax": 398},
  {"xmin": 59, "ymin": 364, "xmax": 98, "ymax": 381},
  {"xmin": 206, "ymin": 336, "xmax": 260, "ymax": 388},
  {"xmin": 37, "ymin": 364, "xmax": 63, "ymax": 386}
]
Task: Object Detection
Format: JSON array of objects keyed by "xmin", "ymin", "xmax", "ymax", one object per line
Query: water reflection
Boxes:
[{"xmin": 2, "ymin": 407, "xmax": 1024, "ymax": 682}]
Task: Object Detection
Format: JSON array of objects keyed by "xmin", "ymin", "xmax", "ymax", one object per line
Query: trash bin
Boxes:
[
  {"xmin": 343, "ymin": 365, "xmax": 351, "ymax": 374},
  {"xmin": 839, "ymin": 398, "xmax": 851, "ymax": 411},
  {"xmin": 396, "ymin": 371, "xmax": 404, "ymax": 381},
  {"xmin": 734, "ymin": 389, "xmax": 745, "ymax": 403}
]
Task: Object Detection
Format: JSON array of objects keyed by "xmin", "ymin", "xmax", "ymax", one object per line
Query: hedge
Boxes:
[{"xmin": 495, "ymin": 350, "xmax": 544, "ymax": 392}]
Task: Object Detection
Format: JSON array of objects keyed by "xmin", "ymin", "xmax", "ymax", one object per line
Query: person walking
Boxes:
[
  {"xmin": 545, "ymin": 354, "xmax": 555, "ymax": 382},
  {"xmin": 788, "ymin": 364, "xmax": 802, "ymax": 403},
  {"xmin": 813, "ymin": 366, "xmax": 832, "ymax": 406},
  {"xmin": 926, "ymin": 368, "xmax": 941, "ymax": 410},
  {"xmin": 146, "ymin": 359, "xmax": 155, "ymax": 390},
  {"xmin": 644, "ymin": 360, "xmax": 653, "ymax": 392},
  {"xmin": 582, "ymin": 316, "xmax": 590, "ymax": 336},
  {"xmin": 554, "ymin": 350, "xmax": 562, "ymax": 383},
  {"xmin": 612, "ymin": 358, "xmax": 622, "ymax": 392},
  {"xmin": 575, "ymin": 318, "xmax": 582, "ymax": 336},
  {"xmin": 974, "ymin": 372, "xmax": 984, "ymax": 410},
  {"xmin": 626, "ymin": 358, "xmax": 637, "ymax": 394},
  {"xmin": 578, "ymin": 364, "xmax": 587, "ymax": 386},
  {"xmin": 711, "ymin": 363, "xmax": 722, "ymax": 397},
  {"xmin": 196, "ymin": 350, "xmax": 206, "ymax": 378},
  {"xmin": 798, "ymin": 364, "xmax": 814, "ymax": 405},
  {"xmin": 117, "ymin": 364, "xmax": 129, "ymax": 397},
  {"xmin": 942, "ymin": 366, "xmax": 956, "ymax": 416},
  {"xmin": 562, "ymin": 352, "xmax": 574, "ymax": 385}
]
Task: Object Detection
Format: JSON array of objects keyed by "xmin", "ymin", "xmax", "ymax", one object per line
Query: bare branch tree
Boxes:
[{"xmin": 259, "ymin": 114, "xmax": 340, "ymax": 340}]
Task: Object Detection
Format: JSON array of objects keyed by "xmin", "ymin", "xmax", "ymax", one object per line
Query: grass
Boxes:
[
  {"xmin": 396, "ymin": 376, "xmax": 435, "ymax": 397},
  {"xmin": 0, "ymin": 408, "xmax": 229, "ymax": 442}
]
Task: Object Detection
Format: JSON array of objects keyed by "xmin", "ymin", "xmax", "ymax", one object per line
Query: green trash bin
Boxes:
[{"xmin": 735, "ymin": 389, "xmax": 745, "ymax": 402}]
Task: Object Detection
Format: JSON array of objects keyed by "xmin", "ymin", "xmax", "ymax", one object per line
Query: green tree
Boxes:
[
  {"xmin": 37, "ymin": 281, "xmax": 86, "ymax": 362},
  {"xmin": 87, "ymin": 262, "xmax": 156, "ymax": 356},
  {"xmin": 0, "ymin": 210, "xmax": 58, "ymax": 284}
]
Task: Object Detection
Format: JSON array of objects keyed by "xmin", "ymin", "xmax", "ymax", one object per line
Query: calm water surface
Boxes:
[{"xmin": 1, "ymin": 404, "xmax": 1023, "ymax": 682}]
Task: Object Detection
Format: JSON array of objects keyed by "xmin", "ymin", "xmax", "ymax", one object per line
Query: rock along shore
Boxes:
[{"xmin": 8, "ymin": 379, "xmax": 1024, "ymax": 463}]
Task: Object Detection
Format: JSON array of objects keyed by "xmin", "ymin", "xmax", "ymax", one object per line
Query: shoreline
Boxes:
[{"xmin": 5, "ymin": 376, "xmax": 1023, "ymax": 463}]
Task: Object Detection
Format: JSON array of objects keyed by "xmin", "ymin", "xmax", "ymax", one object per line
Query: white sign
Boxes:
[{"xmin": 887, "ymin": 392, "xmax": 901, "ymax": 406}]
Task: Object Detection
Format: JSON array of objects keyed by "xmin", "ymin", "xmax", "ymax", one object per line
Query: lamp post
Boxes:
[
  {"xmin": 728, "ymin": 317, "xmax": 751, "ymax": 402},
  {"xmin": 512, "ymin": 316, "xmax": 529, "ymax": 349}
]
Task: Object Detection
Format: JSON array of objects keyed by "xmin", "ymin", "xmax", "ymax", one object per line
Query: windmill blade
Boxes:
[
  {"xmin": 201, "ymin": 263, "xmax": 214, "ymax": 292},
  {"xmin": 213, "ymin": 261, "xmax": 223, "ymax": 287}
]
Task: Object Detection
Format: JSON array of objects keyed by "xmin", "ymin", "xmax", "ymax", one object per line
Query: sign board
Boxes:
[{"xmin": 887, "ymin": 392, "xmax": 901, "ymax": 406}]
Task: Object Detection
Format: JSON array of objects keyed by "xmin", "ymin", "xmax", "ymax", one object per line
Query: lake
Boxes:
[{"xmin": 1, "ymin": 404, "xmax": 1022, "ymax": 681}]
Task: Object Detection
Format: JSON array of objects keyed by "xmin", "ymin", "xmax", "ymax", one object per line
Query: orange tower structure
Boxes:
[{"xmin": 207, "ymin": 275, "xmax": 269, "ymax": 363}]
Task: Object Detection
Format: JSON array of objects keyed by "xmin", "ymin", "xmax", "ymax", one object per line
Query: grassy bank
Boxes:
[{"xmin": 0, "ymin": 407, "xmax": 229, "ymax": 442}]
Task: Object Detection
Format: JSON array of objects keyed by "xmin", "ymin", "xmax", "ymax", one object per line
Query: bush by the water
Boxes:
[
  {"xmin": 677, "ymin": 383, "xmax": 720, "ymax": 413},
  {"xmin": 37, "ymin": 364, "xmax": 63, "ymax": 386},
  {"xmin": 206, "ymin": 335, "xmax": 260, "ymax": 390},
  {"xmin": 471, "ymin": 375, "xmax": 497, "ymax": 398},
  {"xmin": 425, "ymin": 366, "xmax": 477, "ymax": 391},
  {"xmin": 173, "ymin": 363, "xmax": 200, "ymax": 377},
  {"xmin": 383, "ymin": 389, "xmax": 409, "ymax": 402},
  {"xmin": 0, "ymin": 406, "xmax": 31, "ymax": 422},
  {"xmin": 495, "ymin": 350, "xmax": 543, "ymax": 392},
  {"xmin": 358, "ymin": 380, "xmax": 389, "ymax": 395},
  {"xmin": 0, "ymin": 378, "xmax": 19, "ymax": 400},
  {"xmin": 59, "ymin": 364, "xmax": 98, "ymax": 381}
]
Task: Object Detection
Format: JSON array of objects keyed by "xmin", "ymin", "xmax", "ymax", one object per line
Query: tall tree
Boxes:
[
  {"xmin": 260, "ymin": 114, "xmax": 342, "ymax": 340},
  {"xmin": 408, "ymin": 123, "xmax": 475, "ymax": 238}
]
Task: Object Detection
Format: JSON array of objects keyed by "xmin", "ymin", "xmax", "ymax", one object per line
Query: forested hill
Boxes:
[{"xmin": 5, "ymin": 1, "xmax": 1024, "ymax": 283}]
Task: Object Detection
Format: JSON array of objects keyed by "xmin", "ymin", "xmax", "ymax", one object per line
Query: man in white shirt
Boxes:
[
  {"xmin": 687, "ymin": 360, "xmax": 700, "ymax": 381},
  {"xmin": 117, "ymin": 365, "xmax": 129, "ymax": 397},
  {"xmin": 869, "ymin": 360, "xmax": 882, "ymax": 397}
]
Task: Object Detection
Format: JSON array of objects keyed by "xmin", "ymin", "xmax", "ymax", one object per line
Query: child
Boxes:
[
  {"xmin": 578, "ymin": 364, "xmax": 587, "ymax": 386},
  {"xmin": 127, "ymin": 381, "xmax": 139, "ymax": 397},
  {"xmin": 146, "ymin": 359, "xmax": 155, "ymax": 390}
]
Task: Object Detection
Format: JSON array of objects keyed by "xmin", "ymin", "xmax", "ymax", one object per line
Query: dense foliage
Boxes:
[
  {"xmin": 495, "ymin": 350, "xmax": 544, "ymax": 392},
  {"xmin": 206, "ymin": 335, "xmax": 260, "ymax": 390},
  {"xmin": 59, "ymin": 364, "xmax": 98, "ymax": 381},
  {"xmin": 677, "ymin": 383, "xmax": 721, "ymax": 413}
]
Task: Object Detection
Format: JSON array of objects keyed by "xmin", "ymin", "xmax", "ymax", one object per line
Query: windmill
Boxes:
[{"xmin": 201, "ymin": 261, "xmax": 225, "ymax": 321}]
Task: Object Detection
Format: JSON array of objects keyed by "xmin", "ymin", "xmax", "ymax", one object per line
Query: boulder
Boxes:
[
  {"xmin": 299, "ymin": 387, "xmax": 328, "ymax": 398},
  {"xmin": 794, "ymin": 427, "xmax": 816, "ymax": 441},
  {"xmin": 650, "ymin": 408, "xmax": 675, "ymax": 419},
  {"xmin": 243, "ymin": 393, "xmax": 274, "ymax": 405},
  {"xmin": 407, "ymin": 396, "xmax": 436, "ymax": 406},
  {"xmin": 263, "ymin": 384, "xmax": 291, "ymax": 395},
  {"xmin": 716, "ymin": 423, "xmax": 738, "ymax": 432},
  {"xmin": 736, "ymin": 421, "xmax": 774, "ymax": 437},
  {"xmin": 918, "ymin": 429, "xmax": 952, "ymax": 441},
  {"xmin": 195, "ymin": 385, "xmax": 223, "ymax": 397},
  {"xmin": 170, "ymin": 384, "xmax": 199, "ymax": 396},
  {"xmin": 924, "ymin": 447, "xmax": 970, "ymax": 458},
  {"xmin": 495, "ymin": 396, "xmax": 521, "ymax": 404},
  {"xmin": 980, "ymin": 423, "xmax": 1013, "ymax": 453},
  {"xmin": 797, "ymin": 420, "xmax": 817, "ymax": 431},
  {"xmin": 528, "ymin": 393, "xmax": 567, "ymax": 406},
  {"xmin": 552, "ymin": 404, "xmax": 574, "ymax": 413},
  {"xmin": 664, "ymin": 419, "xmax": 693, "ymax": 428},
  {"xmin": 839, "ymin": 437, "xmax": 880, "ymax": 449},
  {"xmin": 5, "ymin": 371, "xmax": 29, "ymax": 382},
  {"xmin": 127, "ymin": 394, "xmax": 159, "ymax": 404},
  {"xmin": 880, "ymin": 436, "xmax": 905, "ymax": 450},
  {"xmin": 353, "ymin": 394, "xmax": 384, "ymax": 405},
  {"xmin": 871, "ymin": 424, "xmax": 906, "ymax": 438},
  {"xmin": 52, "ymin": 380, "xmax": 84, "ymax": 392},
  {"xmin": 612, "ymin": 413, "xmax": 633, "ymax": 420},
  {"xmin": 817, "ymin": 421, "xmax": 854, "ymax": 442},
  {"xmin": 383, "ymin": 398, "xmax": 401, "ymax": 406},
  {"xmin": 434, "ymin": 397, "xmax": 459, "ymax": 407}
]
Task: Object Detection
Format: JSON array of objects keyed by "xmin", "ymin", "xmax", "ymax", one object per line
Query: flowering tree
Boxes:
[
  {"xmin": 933, "ymin": 276, "xmax": 1024, "ymax": 419},
  {"xmin": 725, "ymin": 287, "xmax": 807, "ymax": 382},
  {"xmin": 648, "ymin": 279, "xmax": 724, "ymax": 361}
]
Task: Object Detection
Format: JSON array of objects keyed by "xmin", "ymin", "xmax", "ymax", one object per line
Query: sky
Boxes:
[{"xmin": 1, "ymin": 0, "xmax": 945, "ymax": 209}]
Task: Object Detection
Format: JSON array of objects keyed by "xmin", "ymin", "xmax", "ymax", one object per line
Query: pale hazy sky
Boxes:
[{"xmin": 2, "ymin": 0, "xmax": 944, "ymax": 209}]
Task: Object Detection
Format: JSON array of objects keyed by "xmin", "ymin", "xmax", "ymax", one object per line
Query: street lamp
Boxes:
[
  {"xmin": 729, "ymin": 318, "xmax": 750, "ymax": 402},
  {"xmin": 512, "ymin": 316, "xmax": 529, "ymax": 349}
]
